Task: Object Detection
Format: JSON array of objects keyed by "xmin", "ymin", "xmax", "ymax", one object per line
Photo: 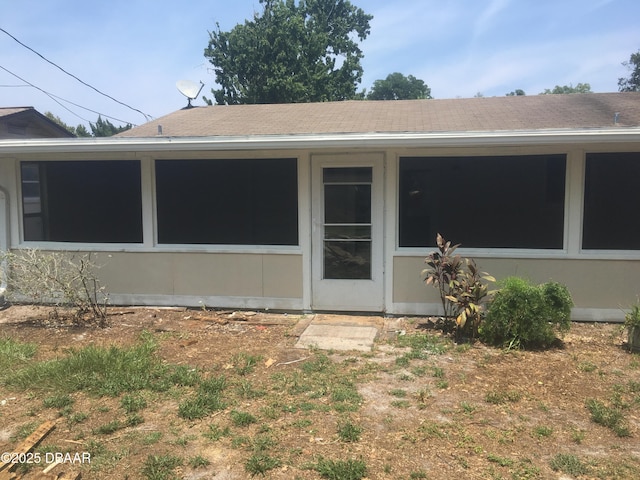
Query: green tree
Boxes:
[
  {"xmin": 90, "ymin": 116, "xmax": 132, "ymax": 137},
  {"xmin": 44, "ymin": 112, "xmax": 91, "ymax": 137},
  {"xmin": 540, "ymin": 83, "xmax": 592, "ymax": 94},
  {"xmin": 618, "ymin": 50, "xmax": 640, "ymax": 92},
  {"xmin": 506, "ymin": 89, "xmax": 526, "ymax": 96},
  {"xmin": 204, "ymin": 0, "xmax": 372, "ymax": 104},
  {"xmin": 366, "ymin": 72, "xmax": 431, "ymax": 100}
]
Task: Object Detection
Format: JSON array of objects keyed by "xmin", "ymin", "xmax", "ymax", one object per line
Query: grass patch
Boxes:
[
  {"xmin": 230, "ymin": 410, "xmax": 257, "ymax": 427},
  {"xmin": 188, "ymin": 455, "xmax": 210, "ymax": 468},
  {"xmin": 177, "ymin": 375, "xmax": 227, "ymax": 420},
  {"xmin": 141, "ymin": 454, "xmax": 183, "ymax": 480},
  {"xmin": 310, "ymin": 457, "xmax": 367, "ymax": 480},
  {"xmin": 337, "ymin": 420, "xmax": 362, "ymax": 442},
  {"xmin": 232, "ymin": 352, "xmax": 263, "ymax": 376},
  {"xmin": 2, "ymin": 332, "xmax": 174, "ymax": 396},
  {"xmin": 42, "ymin": 394, "xmax": 74, "ymax": 409},
  {"xmin": 485, "ymin": 390, "xmax": 522, "ymax": 405},
  {"xmin": 245, "ymin": 454, "xmax": 281, "ymax": 476},
  {"xmin": 0, "ymin": 337, "xmax": 37, "ymax": 373},
  {"xmin": 121, "ymin": 393, "xmax": 147, "ymax": 413},
  {"xmin": 586, "ymin": 398, "xmax": 630, "ymax": 437},
  {"xmin": 549, "ymin": 453, "xmax": 588, "ymax": 476}
]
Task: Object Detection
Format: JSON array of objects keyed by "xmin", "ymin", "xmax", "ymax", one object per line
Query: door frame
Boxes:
[{"xmin": 310, "ymin": 153, "xmax": 384, "ymax": 311}]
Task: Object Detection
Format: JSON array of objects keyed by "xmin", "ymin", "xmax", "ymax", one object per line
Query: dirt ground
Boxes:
[{"xmin": 0, "ymin": 305, "xmax": 639, "ymax": 480}]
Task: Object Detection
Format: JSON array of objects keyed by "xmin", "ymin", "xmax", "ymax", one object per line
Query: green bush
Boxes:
[{"xmin": 479, "ymin": 277, "xmax": 573, "ymax": 349}]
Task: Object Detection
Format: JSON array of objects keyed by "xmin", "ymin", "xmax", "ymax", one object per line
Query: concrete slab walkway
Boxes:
[{"xmin": 294, "ymin": 314, "xmax": 396, "ymax": 352}]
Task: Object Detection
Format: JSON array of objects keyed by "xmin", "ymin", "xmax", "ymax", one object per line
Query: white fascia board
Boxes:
[{"xmin": 1, "ymin": 128, "xmax": 640, "ymax": 154}]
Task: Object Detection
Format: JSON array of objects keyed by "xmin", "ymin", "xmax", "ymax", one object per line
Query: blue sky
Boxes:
[{"xmin": 1, "ymin": 0, "xmax": 638, "ymax": 129}]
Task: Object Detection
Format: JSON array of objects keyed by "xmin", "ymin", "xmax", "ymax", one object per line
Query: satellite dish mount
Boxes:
[{"xmin": 176, "ymin": 80, "xmax": 204, "ymax": 109}]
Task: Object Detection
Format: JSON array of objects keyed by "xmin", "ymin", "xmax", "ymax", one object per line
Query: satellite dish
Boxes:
[{"xmin": 176, "ymin": 80, "xmax": 204, "ymax": 108}]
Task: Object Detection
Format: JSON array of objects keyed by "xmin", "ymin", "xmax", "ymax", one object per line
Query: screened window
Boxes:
[
  {"xmin": 21, "ymin": 161, "xmax": 143, "ymax": 243},
  {"xmin": 583, "ymin": 152, "xmax": 640, "ymax": 250},
  {"xmin": 399, "ymin": 155, "xmax": 566, "ymax": 248},
  {"xmin": 156, "ymin": 158, "xmax": 298, "ymax": 245}
]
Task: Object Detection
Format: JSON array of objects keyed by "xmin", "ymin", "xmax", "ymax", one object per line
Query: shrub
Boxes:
[
  {"xmin": 480, "ymin": 277, "xmax": 573, "ymax": 349},
  {"xmin": 3, "ymin": 249, "xmax": 109, "ymax": 326},
  {"xmin": 422, "ymin": 234, "xmax": 495, "ymax": 339}
]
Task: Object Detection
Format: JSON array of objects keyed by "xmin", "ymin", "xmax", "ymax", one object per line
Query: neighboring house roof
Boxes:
[
  {"xmin": 0, "ymin": 107, "xmax": 75, "ymax": 139},
  {"xmin": 117, "ymin": 92, "xmax": 640, "ymax": 138}
]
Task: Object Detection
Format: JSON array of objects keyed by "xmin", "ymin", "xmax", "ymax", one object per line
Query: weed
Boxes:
[
  {"xmin": 232, "ymin": 352, "xmax": 263, "ymax": 376},
  {"xmin": 409, "ymin": 471, "xmax": 428, "ymax": 479},
  {"xmin": 230, "ymin": 410, "xmax": 257, "ymax": 427},
  {"xmin": 142, "ymin": 432, "xmax": 162, "ymax": 445},
  {"xmin": 460, "ymin": 401, "xmax": 477, "ymax": 414},
  {"xmin": 389, "ymin": 388, "xmax": 407, "ymax": 397},
  {"xmin": 245, "ymin": 454, "xmax": 281, "ymax": 476},
  {"xmin": 292, "ymin": 418, "xmax": 313, "ymax": 428},
  {"xmin": 126, "ymin": 413, "xmax": 144, "ymax": 427},
  {"xmin": 42, "ymin": 394, "xmax": 74, "ymax": 409},
  {"xmin": 302, "ymin": 353, "xmax": 333, "ymax": 374},
  {"xmin": 432, "ymin": 366, "xmax": 445, "ymax": 378},
  {"xmin": 487, "ymin": 453, "xmax": 513, "ymax": 467},
  {"xmin": 141, "ymin": 454, "xmax": 183, "ymax": 480},
  {"xmin": 411, "ymin": 366, "xmax": 428, "ymax": 377},
  {"xmin": 0, "ymin": 337, "xmax": 37, "ymax": 372},
  {"xmin": 391, "ymin": 400, "xmax": 411, "ymax": 408},
  {"xmin": 252, "ymin": 433, "xmax": 277, "ymax": 452},
  {"xmin": 3, "ymin": 333, "xmax": 170, "ymax": 396},
  {"xmin": 310, "ymin": 457, "xmax": 367, "ymax": 480},
  {"xmin": 586, "ymin": 399, "xmax": 630, "ymax": 437},
  {"xmin": 66, "ymin": 411, "xmax": 88, "ymax": 426},
  {"xmin": 178, "ymin": 393, "xmax": 225, "ymax": 420},
  {"xmin": 237, "ymin": 379, "xmax": 266, "ymax": 399},
  {"xmin": 549, "ymin": 453, "xmax": 588, "ymax": 476},
  {"xmin": 93, "ymin": 420, "xmax": 122, "ymax": 435},
  {"xmin": 121, "ymin": 393, "xmax": 147, "ymax": 413},
  {"xmin": 570, "ymin": 428, "xmax": 585, "ymax": 444},
  {"xmin": 11, "ymin": 422, "xmax": 38, "ymax": 441},
  {"xmin": 337, "ymin": 420, "xmax": 362, "ymax": 442},
  {"xmin": 188, "ymin": 455, "xmax": 210, "ymax": 468},
  {"xmin": 578, "ymin": 361, "xmax": 598, "ymax": 372},
  {"xmin": 532, "ymin": 425, "xmax": 553, "ymax": 438},
  {"xmin": 202, "ymin": 424, "xmax": 230, "ymax": 442},
  {"xmin": 485, "ymin": 390, "xmax": 521, "ymax": 405}
]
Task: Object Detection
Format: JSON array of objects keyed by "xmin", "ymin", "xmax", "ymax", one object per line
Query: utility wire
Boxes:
[
  {"xmin": 0, "ymin": 26, "xmax": 152, "ymax": 122},
  {"xmin": 0, "ymin": 64, "xmax": 136, "ymax": 125}
]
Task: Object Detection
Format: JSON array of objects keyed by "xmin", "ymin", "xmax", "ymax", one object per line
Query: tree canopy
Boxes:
[
  {"xmin": 204, "ymin": 0, "xmax": 372, "ymax": 104},
  {"xmin": 366, "ymin": 72, "xmax": 432, "ymax": 100},
  {"xmin": 45, "ymin": 112, "xmax": 131, "ymax": 137},
  {"xmin": 540, "ymin": 83, "xmax": 592, "ymax": 94},
  {"xmin": 618, "ymin": 50, "xmax": 640, "ymax": 92}
]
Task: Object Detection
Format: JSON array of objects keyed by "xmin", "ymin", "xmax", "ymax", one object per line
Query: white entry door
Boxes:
[{"xmin": 311, "ymin": 154, "xmax": 384, "ymax": 311}]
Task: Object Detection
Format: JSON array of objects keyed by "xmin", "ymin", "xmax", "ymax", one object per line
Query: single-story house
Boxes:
[
  {"xmin": 0, "ymin": 107, "xmax": 76, "ymax": 140},
  {"xmin": 1, "ymin": 93, "xmax": 639, "ymax": 320}
]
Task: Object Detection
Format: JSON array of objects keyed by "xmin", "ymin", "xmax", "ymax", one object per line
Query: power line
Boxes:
[
  {"xmin": 0, "ymin": 64, "xmax": 136, "ymax": 126},
  {"xmin": 0, "ymin": 26, "xmax": 153, "ymax": 122}
]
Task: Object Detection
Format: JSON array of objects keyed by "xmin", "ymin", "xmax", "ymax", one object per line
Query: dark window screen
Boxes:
[
  {"xmin": 399, "ymin": 155, "xmax": 566, "ymax": 248},
  {"xmin": 21, "ymin": 160, "xmax": 142, "ymax": 243},
  {"xmin": 156, "ymin": 158, "xmax": 298, "ymax": 245},
  {"xmin": 583, "ymin": 152, "xmax": 640, "ymax": 250}
]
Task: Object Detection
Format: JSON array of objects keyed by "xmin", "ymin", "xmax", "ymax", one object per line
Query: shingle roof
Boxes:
[
  {"xmin": 118, "ymin": 92, "xmax": 640, "ymax": 138},
  {"xmin": 0, "ymin": 107, "xmax": 34, "ymax": 118}
]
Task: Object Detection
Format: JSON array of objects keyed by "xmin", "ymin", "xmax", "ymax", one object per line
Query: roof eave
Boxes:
[{"xmin": 1, "ymin": 128, "xmax": 639, "ymax": 154}]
